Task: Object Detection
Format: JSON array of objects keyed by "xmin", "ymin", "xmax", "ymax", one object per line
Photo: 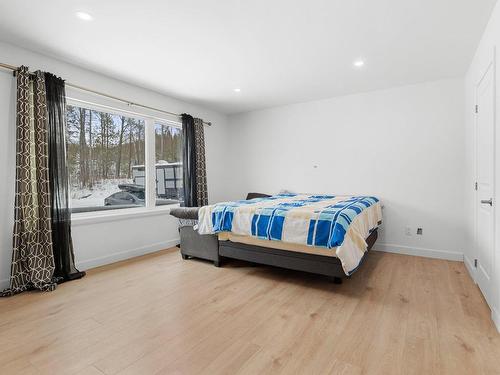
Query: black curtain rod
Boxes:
[{"xmin": 0, "ymin": 62, "xmax": 212, "ymax": 126}]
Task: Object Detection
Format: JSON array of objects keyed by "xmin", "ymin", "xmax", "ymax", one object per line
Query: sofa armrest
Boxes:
[{"xmin": 169, "ymin": 207, "xmax": 200, "ymax": 220}]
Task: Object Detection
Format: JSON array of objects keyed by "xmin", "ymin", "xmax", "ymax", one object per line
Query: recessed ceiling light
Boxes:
[
  {"xmin": 233, "ymin": 88, "xmax": 241, "ymax": 93},
  {"xmin": 76, "ymin": 11, "xmax": 93, "ymax": 21},
  {"xmin": 353, "ymin": 60, "xmax": 365, "ymax": 68}
]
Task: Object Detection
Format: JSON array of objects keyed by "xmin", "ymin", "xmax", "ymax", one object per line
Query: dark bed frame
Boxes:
[{"xmin": 217, "ymin": 229, "xmax": 378, "ymax": 283}]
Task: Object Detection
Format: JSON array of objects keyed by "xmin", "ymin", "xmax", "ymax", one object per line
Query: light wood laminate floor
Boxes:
[{"xmin": 0, "ymin": 248, "xmax": 499, "ymax": 375}]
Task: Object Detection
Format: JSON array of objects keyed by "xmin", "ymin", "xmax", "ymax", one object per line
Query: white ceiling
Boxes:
[{"xmin": 0, "ymin": 0, "xmax": 496, "ymax": 114}]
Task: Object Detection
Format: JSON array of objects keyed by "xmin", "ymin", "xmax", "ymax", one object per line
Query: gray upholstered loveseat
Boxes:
[
  {"xmin": 169, "ymin": 193, "xmax": 271, "ymax": 266},
  {"xmin": 169, "ymin": 206, "xmax": 220, "ymax": 266}
]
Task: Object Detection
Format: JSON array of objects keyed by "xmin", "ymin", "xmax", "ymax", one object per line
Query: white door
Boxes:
[{"xmin": 475, "ymin": 61, "xmax": 496, "ymax": 307}]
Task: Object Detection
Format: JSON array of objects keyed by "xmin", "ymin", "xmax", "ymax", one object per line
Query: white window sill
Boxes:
[{"xmin": 71, "ymin": 203, "xmax": 180, "ymax": 227}]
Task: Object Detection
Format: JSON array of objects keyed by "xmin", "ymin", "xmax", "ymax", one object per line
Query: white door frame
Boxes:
[{"xmin": 473, "ymin": 47, "xmax": 496, "ymax": 310}]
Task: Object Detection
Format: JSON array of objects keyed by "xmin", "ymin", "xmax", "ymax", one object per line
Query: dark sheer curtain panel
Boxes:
[
  {"xmin": 181, "ymin": 113, "xmax": 197, "ymax": 207},
  {"xmin": 45, "ymin": 73, "xmax": 85, "ymax": 282}
]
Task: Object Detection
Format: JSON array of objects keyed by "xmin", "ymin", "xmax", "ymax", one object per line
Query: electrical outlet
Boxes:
[
  {"xmin": 405, "ymin": 226, "xmax": 412, "ymax": 236},
  {"xmin": 416, "ymin": 227, "xmax": 423, "ymax": 235}
]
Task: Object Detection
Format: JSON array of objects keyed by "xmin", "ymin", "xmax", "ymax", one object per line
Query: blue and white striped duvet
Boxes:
[{"xmin": 198, "ymin": 194, "xmax": 382, "ymax": 274}]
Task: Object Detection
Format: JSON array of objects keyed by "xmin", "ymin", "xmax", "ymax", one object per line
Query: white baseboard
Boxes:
[
  {"xmin": 76, "ymin": 238, "xmax": 180, "ymax": 271},
  {"xmin": 0, "ymin": 239, "xmax": 179, "ymax": 290},
  {"xmin": 492, "ymin": 308, "xmax": 500, "ymax": 333},
  {"xmin": 372, "ymin": 242, "xmax": 463, "ymax": 261},
  {"xmin": 463, "ymin": 254, "xmax": 476, "ymax": 283}
]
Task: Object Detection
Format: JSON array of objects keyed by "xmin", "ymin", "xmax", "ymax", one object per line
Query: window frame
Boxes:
[{"xmin": 66, "ymin": 97, "xmax": 183, "ymax": 222}]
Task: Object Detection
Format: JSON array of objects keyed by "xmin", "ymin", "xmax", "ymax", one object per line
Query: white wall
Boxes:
[
  {"xmin": 227, "ymin": 78, "xmax": 465, "ymax": 260},
  {"xmin": 465, "ymin": 1, "xmax": 500, "ymax": 329},
  {"xmin": 0, "ymin": 41, "xmax": 229, "ymax": 288},
  {"xmin": 0, "ymin": 63, "xmax": 17, "ymax": 290},
  {"xmin": 0, "ymin": 38, "xmax": 478, "ymax": 298}
]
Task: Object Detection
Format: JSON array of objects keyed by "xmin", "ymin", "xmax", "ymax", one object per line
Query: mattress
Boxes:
[{"xmin": 218, "ymin": 232, "xmax": 338, "ymax": 257}]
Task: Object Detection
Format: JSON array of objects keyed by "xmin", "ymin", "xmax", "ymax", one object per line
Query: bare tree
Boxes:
[
  {"xmin": 116, "ymin": 116, "xmax": 126, "ymax": 178},
  {"xmin": 78, "ymin": 108, "xmax": 88, "ymax": 188},
  {"xmin": 127, "ymin": 118, "xmax": 134, "ymax": 178},
  {"xmin": 160, "ymin": 124, "xmax": 165, "ymax": 159},
  {"xmin": 88, "ymin": 109, "xmax": 93, "ymax": 187}
]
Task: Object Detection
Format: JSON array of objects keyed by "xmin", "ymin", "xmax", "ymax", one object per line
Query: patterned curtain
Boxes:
[
  {"xmin": 193, "ymin": 118, "xmax": 208, "ymax": 206},
  {"xmin": 181, "ymin": 114, "xmax": 208, "ymax": 207},
  {"xmin": 2, "ymin": 67, "xmax": 56, "ymax": 296}
]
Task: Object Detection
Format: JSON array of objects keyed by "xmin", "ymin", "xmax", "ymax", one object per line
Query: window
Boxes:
[
  {"xmin": 66, "ymin": 102, "xmax": 183, "ymax": 213},
  {"xmin": 154, "ymin": 123, "xmax": 183, "ymax": 206}
]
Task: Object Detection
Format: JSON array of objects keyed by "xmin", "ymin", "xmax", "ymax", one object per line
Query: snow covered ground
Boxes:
[{"xmin": 70, "ymin": 179, "xmax": 134, "ymax": 208}]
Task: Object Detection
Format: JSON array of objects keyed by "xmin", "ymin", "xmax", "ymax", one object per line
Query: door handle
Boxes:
[{"xmin": 481, "ymin": 198, "xmax": 493, "ymax": 206}]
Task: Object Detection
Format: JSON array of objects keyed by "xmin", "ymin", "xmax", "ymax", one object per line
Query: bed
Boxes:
[{"xmin": 198, "ymin": 193, "xmax": 382, "ymax": 282}]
